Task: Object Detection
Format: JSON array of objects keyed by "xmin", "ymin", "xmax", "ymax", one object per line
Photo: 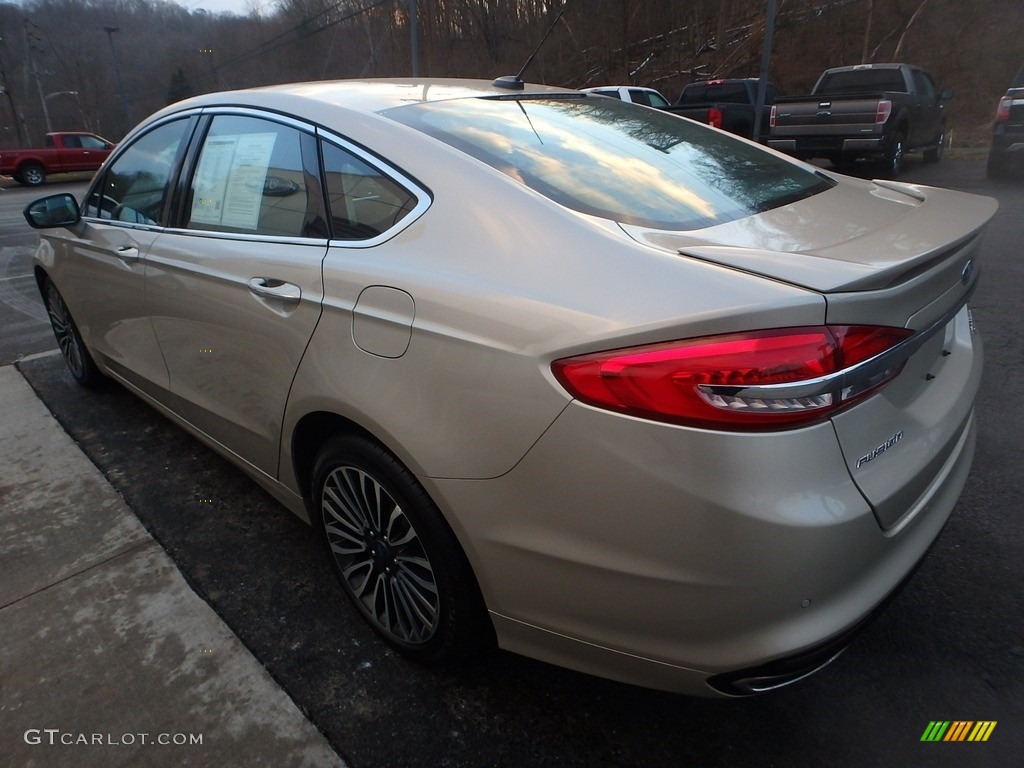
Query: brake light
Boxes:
[
  {"xmin": 995, "ymin": 95, "xmax": 1012, "ymax": 122},
  {"xmin": 875, "ymin": 99, "xmax": 893, "ymax": 124},
  {"xmin": 552, "ymin": 326, "xmax": 913, "ymax": 431},
  {"xmin": 708, "ymin": 107, "xmax": 723, "ymax": 129},
  {"xmin": 770, "ymin": 104, "xmax": 777, "ymax": 128}
]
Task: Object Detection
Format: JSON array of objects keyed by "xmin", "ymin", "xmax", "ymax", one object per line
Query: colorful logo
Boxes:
[{"xmin": 920, "ymin": 721, "xmax": 997, "ymax": 742}]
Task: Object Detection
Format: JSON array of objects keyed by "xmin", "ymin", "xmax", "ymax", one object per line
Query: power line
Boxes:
[
  {"xmin": 211, "ymin": 0, "xmax": 395, "ymax": 81},
  {"xmin": 28, "ymin": 0, "xmax": 399, "ymax": 111}
]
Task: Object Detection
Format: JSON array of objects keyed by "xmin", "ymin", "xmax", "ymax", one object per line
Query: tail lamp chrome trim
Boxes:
[{"xmin": 698, "ymin": 293, "xmax": 971, "ymax": 405}]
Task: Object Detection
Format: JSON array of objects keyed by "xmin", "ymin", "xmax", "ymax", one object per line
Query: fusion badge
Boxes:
[{"xmin": 856, "ymin": 430, "xmax": 904, "ymax": 469}]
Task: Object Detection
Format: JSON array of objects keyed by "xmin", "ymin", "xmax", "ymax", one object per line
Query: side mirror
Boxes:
[
  {"xmin": 940, "ymin": 88, "xmax": 954, "ymax": 100},
  {"xmin": 24, "ymin": 193, "xmax": 81, "ymax": 229}
]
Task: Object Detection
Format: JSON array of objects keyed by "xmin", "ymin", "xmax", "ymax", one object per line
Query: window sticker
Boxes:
[{"xmin": 191, "ymin": 132, "xmax": 277, "ymax": 230}]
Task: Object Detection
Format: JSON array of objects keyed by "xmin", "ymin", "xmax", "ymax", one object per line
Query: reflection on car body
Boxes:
[{"xmin": 25, "ymin": 79, "xmax": 997, "ymax": 696}]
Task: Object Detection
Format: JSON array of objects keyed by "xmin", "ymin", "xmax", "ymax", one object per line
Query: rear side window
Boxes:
[
  {"xmin": 385, "ymin": 95, "xmax": 832, "ymax": 231},
  {"xmin": 186, "ymin": 115, "xmax": 327, "ymax": 239},
  {"xmin": 85, "ymin": 118, "xmax": 192, "ymax": 225},
  {"xmin": 320, "ymin": 141, "xmax": 417, "ymax": 240}
]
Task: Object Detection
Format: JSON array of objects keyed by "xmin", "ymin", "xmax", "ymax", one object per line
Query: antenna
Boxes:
[{"xmin": 492, "ymin": 3, "xmax": 569, "ymax": 91}]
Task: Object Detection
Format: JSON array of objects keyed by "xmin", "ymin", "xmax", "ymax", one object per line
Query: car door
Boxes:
[
  {"xmin": 56, "ymin": 117, "xmax": 195, "ymax": 397},
  {"xmin": 144, "ymin": 111, "xmax": 328, "ymax": 475},
  {"xmin": 911, "ymin": 69, "xmax": 941, "ymax": 146}
]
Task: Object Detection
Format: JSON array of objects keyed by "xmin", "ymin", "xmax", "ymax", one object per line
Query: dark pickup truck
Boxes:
[
  {"xmin": 583, "ymin": 79, "xmax": 780, "ymax": 141},
  {"xmin": 672, "ymin": 78, "xmax": 780, "ymax": 140},
  {"xmin": 986, "ymin": 65, "xmax": 1024, "ymax": 178},
  {"xmin": 767, "ymin": 63, "xmax": 950, "ymax": 176},
  {"xmin": 0, "ymin": 131, "xmax": 115, "ymax": 186}
]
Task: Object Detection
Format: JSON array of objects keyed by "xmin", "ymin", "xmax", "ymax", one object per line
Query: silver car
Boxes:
[{"xmin": 25, "ymin": 79, "xmax": 996, "ymax": 696}]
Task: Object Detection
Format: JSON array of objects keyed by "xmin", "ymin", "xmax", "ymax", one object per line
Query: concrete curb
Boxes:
[{"xmin": 0, "ymin": 363, "xmax": 346, "ymax": 767}]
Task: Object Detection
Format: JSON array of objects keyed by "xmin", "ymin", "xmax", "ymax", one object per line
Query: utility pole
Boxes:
[
  {"xmin": 104, "ymin": 26, "xmax": 130, "ymax": 134},
  {"xmin": 408, "ymin": 0, "xmax": 419, "ymax": 77},
  {"xmin": 0, "ymin": 36, "xmax": 28, "ymax": 146},
  {"xmin": 751, "ymin": 0, "xmax": 777, "ymax": 144},
  {"xmin": 24, "ymin": 17, "xmax": 51, "ymax": 139}
]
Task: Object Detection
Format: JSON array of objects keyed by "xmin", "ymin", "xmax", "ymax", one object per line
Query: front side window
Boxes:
[
  {"xmin": 80, "ymin": 135, "xmax": 110, "ymax": 150},
  {"xmin": 186, "ymin": 115, "xmax": 326, "ymax": 238},
  {"xmin": 384, "ymin": 95, "xmax": 832, "ymax": 231},
  {"xmin": 912, "ymin": 71, "xmax": 936, "ymax": 100},
  {"xmin": 629, "ymin": 89, "xmax": 670, "ymax": 108},
  {"xmin": 86, "ymin": 118, "xmax": 192, "ymax": 224}
]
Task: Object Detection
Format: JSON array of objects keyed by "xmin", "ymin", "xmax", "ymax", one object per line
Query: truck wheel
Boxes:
[
  {"xmin": 882, "ymin": 132, "xmax": 906, "ymax": 178},
  {"xmin": 17, "ymin": 164, "xmax": 46, "ymax": 186},
  {"xmin": 924, "ymin": 126, "xmax": 944, "ymax": 163}
]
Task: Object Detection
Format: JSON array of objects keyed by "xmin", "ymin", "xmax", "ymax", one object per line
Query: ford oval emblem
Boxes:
[{"xmin": 961, "ymin": 259, "xmax": 974, "ymax": 285}]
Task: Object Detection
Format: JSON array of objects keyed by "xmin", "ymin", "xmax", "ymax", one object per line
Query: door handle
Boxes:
[
  {"xmin": 247, "ymin": 277, "xmax": 301, "ymax": 302},
  {"xmin": 116, "ymin": 245, "xmax": 140, "ymax": 263}
]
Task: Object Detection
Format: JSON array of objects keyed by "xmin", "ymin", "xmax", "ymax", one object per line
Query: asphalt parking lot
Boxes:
[{"xmin": 2, "ymin": 158, "xmax": 1022, "ymax": 767}]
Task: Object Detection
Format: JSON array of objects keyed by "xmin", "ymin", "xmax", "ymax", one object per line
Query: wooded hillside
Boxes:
[{"xmin": 1, "ymin": 0, "xmax": 1021, "ymax": 147}]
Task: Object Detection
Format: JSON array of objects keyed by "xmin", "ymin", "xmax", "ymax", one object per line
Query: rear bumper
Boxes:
[
  {"xmin": 706, "ymin": 499, "xmax": 947, "ymax": 696},
  {"xmin": 990, "ymin": 130, "xmax": 1024, "ymax": 155},
  {"xmin": 428, "ymin": 400, "xmax": 977, "ymax": 696},
  {"xmin": 768, "ymin": 135, "xmax": 886, "ymax": 159}
]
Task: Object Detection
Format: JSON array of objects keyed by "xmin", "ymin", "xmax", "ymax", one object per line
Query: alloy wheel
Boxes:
[
  {"xmin": 46, "ymin": 283, "xmax": 86, "ymax": 380},
  {"xmin": 321, "ymin": 465, "xmax": 440, "ymax": 646}
]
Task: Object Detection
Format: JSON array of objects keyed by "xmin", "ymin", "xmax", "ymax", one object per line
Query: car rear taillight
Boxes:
[
  {"xmin": 769, "ymin": 105, "xmax": 777, "ymax": 128},
  {"xmin": 708, "ymin": 107, "xmax": 723, "ymax": 130},
  {"xmin": 875, "ymin": 100, "xmax": 893, "ymax": 124},
  {"xmin": 995, "ymin": 95, "xmax": 1012, "ymax": 122},
  {"xmin": 552, "ymin": 326, "xmax": 913, "ymax": 431}
]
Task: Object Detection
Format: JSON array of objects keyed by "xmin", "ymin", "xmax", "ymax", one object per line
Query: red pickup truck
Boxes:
[{"xmin": 0, "ymin": 132, "xmax": 115, "ymax": 187}]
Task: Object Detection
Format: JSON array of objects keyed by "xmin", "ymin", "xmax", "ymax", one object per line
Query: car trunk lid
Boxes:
[
  {"xmin": 622, "ymin": 177, "xmax": 996, "ymax": 531},
  {"xmin": 622, "ymin": 177, "xmax": 995, "ymax": 294}
]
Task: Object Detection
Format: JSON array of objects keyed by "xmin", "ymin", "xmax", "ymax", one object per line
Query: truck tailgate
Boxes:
[{"xmin": 772, "ymin": 94, "xmax": 886, "ymax": 137}]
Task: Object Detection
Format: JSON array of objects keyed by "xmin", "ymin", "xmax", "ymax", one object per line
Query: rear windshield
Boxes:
[
  {"xmin": 816, "ymin": 69, "xmax": 908, "ymax": 95},
  {"xmin": 679, "ymin": 82, "xmax": 779, "ymax": 105},
  {"xmin": 383, "ymin": 95, "xmax": 832, "ymax": 231}
]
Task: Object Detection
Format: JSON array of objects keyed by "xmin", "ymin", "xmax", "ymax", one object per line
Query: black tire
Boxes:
[
  {"xmin": 986, "ymin": 149, "xmax": 1008, "ymax": 179},
  {"xmin": 43, "ymin": 278, "xmax": 104, "ymax": 387},
  {"xmin": 311, "ymin": 434, "xmax": 492, "ymax": 663},
  {"xmin": 17, "ymin": 163, "xmax": 46, "ymax": 187},
  {"xmin": 923, "ymin": 126, "xmax": 944, "ymax": 163},
  {"xmin": 882, "ymin": 131, "xmax": 906, "ymax": 178}
]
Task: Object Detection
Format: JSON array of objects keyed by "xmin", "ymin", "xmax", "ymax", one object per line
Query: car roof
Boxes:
[{"xmin": 171, "ymin": 78, "xmax": 578, "ymax": 116}]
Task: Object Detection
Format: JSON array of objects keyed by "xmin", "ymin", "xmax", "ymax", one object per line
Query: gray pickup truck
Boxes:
[
  {"xmin": 987, "ymin": 64, "xmax": 1024, "ymax": 178},
  {"xmin": 767, "ymin": 63, "xmax": 950, "ymax": 176}
]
